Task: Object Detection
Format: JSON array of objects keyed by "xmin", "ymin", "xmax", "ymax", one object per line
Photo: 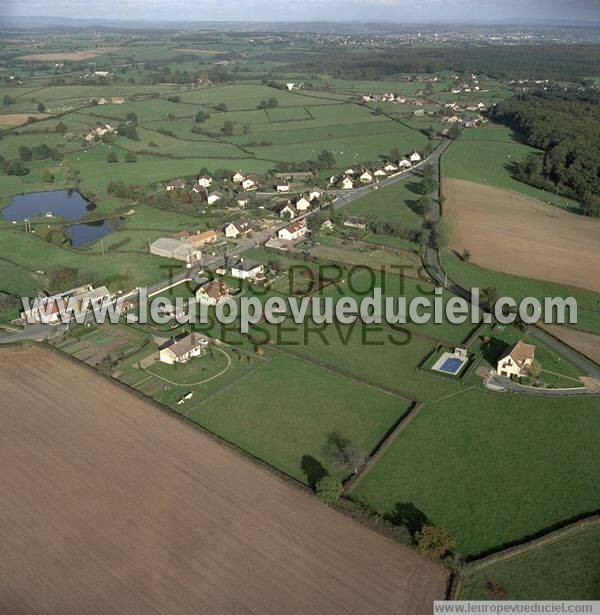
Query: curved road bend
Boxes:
[{"xmin": 423, "ymin": 141, "xmax": 600, "ymax": 386}]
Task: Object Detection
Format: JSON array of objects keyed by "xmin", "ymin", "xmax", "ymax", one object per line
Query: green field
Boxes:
[
  {"xmin": 441, "ymin": 251, "xmax": 600, "ymax": 335},
  {"xmin": 352, "ymin": 390, "xmax": 600, "ymax": 557},
  {"xmin": 459, "ymin": 523, "xmax": 600, "ymax": 599},
  {"xmin": 185, "ymin": 354, "xmax": 411, "ymax": 484},
  {"xmin": 443, "ymin": 124, "xmax": 579, "ymax": 211},
  {"xmin": 344, "ymin": 175, "xmax": 424, "ymax": 230}
]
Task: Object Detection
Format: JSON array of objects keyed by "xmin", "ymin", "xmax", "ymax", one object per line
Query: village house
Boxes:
[
  {"xmin": 308, "ymin": 188, "xmax": 321, "ymax": 201},
  {"xmin": 328, "ymin": 174, "xmax": 339, "ymax": 185},
  {"xmin": 149, "ymin": 237, "xmax": 202, "ymax": 263},
  {"xmin": 241, "ymin": 177, "xmax": 258, "ymax": 191},
  {"xmin": 339, "ymin": 176, "xmax": 354, "ymax": 190},
  {"xmin": 224, "ymin": 219, "xmax": 252, "ymax": 238},
  {"xmin": 359, "ymin": 169, "xmax": 373, "ymax": 183},
  {"xmin": 159, "ymin": 333, "xmax": 208, "ymax": 365},
  {"xmin": 320, "ymin": 219, "xmax": 334, "ymax": 231},
  {"xmin": 278, "ymin": 219, "xmax": 308, "ymax": 241},
  {"xmin": 497, "ymin": 340, "xmax": 536, "ymax": 378},
  {"xmin": 383, "ymin": 163, "xmax": 397, "ymax": 173},
  {"xmin": 398, "ymin": 158, "xmax": 412, "ymax": 170},
  {"xmin": 231, "ymin": 259, "xmax": 264, "ymax": 280},
  {"xmin": 409, "ymin": 152, "xmax": 422, "ymax": 164},
  {"xmin": 373, "ymin": 168, "xmax": 387, "ymax": 178},
  {"xmin": 185, "ymin": 229, "xmax": 219, "ymax": 247},
  {"xmin": 275, "ymin": 181, "xmax": 291, "ymax": 193},
  {"xmin": 111, "ymin": 96, "xmax": 125, "ymax": 104},
  {"xmin": 232, "ymin": 171, "xmax": 246, "ymax": 183},
  {"xmin": 196, "ymin": 174, "xmax": 212, "ymax": 188},
  {"xmin": 166, "ymin": 178, "xmax": 186, "ymax": 191},
  {"xmin": 206, "ymin": 192, "xmax": 222, "ymax": 205},
  {"xmin": 236, "ymin": 196, "xmax": 248, "ymax": 207},
  {"xmin": 84, "ymin": 124, "xmax": 114, "ymax": 143},
  {"xmin": 274, "ymin": 201, "xmax": 297, "ymax": 219},
  {"xmin": 293, "ymin": 195, "xmax": 311, "ymax": 212},
  {"xmin": 195, "ymin": 279, "xmax": 230, "ymax": 306}
]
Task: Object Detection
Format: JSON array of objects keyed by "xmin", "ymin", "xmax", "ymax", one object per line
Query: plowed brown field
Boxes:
[
  {"xmin": 0, "ymin": 346, "xmax": 446, "ymax": 614},
  {"xmin": 445, "ymin": 178, "xmax": 600, "ymax": 292}
]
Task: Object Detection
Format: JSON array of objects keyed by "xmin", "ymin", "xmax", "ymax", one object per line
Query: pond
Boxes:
[
  {"xmin": 69, "ymin": 219, "xmax": 115, "ymax": 247},
  {"xmin": 2, "ymin": 189, "xmax": 117, "ymax": 247}
]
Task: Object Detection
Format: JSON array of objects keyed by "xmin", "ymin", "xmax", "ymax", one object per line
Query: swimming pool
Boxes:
[
  {"xmin": 439, "ymin": 357, "xmax": 466, "ymax": 374},
  {"xmin": 430, "ymin": 352, "xmax": 469, "ymax": 376}
]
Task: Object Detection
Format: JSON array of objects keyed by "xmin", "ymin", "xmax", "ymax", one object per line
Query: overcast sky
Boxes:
[{"xmin": 3, "ymin": 0, "xmax": 600, "ymax": 23}]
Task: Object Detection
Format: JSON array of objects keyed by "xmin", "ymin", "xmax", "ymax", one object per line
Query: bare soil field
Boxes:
[
  {"xmin": 539, "ymin": 323, "xmax": 600, "ymax": 365},
  {"xmin": 445, "ymin": 178, "xmax": 600, "ymax": 292},
  {"xmin": 18, "ymin": 47, "xmax": 120, "ymax": 61},
  {"xmin": 0, "ymin": 346, "xmax": 446, "ymax": 614},
  {"xmin": 0, "ymin": 113, "xmax": 51, "ymax": 125}
]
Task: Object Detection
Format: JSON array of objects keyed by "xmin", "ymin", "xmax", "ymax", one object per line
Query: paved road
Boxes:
[{"xmin": 487, "ymin": 373, "xmax": 594, "ymax": 396}]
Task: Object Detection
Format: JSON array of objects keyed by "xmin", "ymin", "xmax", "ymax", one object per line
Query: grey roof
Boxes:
[{"xmin": 232, "ymin": 260, "xmax": 262, "ymax": 272}]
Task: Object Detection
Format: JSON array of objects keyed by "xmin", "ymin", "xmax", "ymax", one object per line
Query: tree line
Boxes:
[{"xmin": 488, "ymin": 87, "xmax": 600, "ymax": 216}]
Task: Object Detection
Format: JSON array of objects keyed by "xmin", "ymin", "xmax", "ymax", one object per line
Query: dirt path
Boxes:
[
  {"xmin": 0, "ymin": 346, "xmax": 446, "ymax": 614},
  {"xmin": 445, "ymin": 178, "xmax": 600, "ymax": 292}
]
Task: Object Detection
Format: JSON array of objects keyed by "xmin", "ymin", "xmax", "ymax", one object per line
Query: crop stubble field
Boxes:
[
  {"xmin": 445, "ymin": 178, "xmax": 600, "ymax": 292},
  {"xmin": 0, "ymin": 346, "xmax": 446, "ymax": 615}
]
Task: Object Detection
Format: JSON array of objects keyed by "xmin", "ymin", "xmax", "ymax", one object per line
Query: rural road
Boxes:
[
  {"xmin": 423, "ymin": 141, "xmax": 600, "ymax": 389},
  {"xmin": 4, "ymin": 136, "xmax": 598, "ymax": 392},
  {"xmin": 0, "ymin": 142, "xmax": 443, "ymax": 345}
]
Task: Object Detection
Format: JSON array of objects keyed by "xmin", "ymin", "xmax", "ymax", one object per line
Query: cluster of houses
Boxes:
[
  {"xmin": 149, "ymin": 219, "xmax": 261, "ymax": 264},
  {"xmin": 149, "ymin": 229, "xmax": 219, "ymax": 264},
  {"xmin": 360, "ymin": 93, "xmax": 407, "ymax": 104},
  {"xmin": 88, "ymin": 96, "xmax": 125, "ymax": 105},
  {"xmin": 329, "ymin": 152, "xmax": 422, "ymax": 190},
  {"xmin": 165, "ymin": 170, "xmax": 259, "ymax": 208},
  {"xmin": 450, "ymin": 74, "xmax": 482, "ymax": 95},
  {"xmin": 84, "ymin": 123, "xmax": 114, "ymax": 143},
  {"xmin": 272, "ymin": 189, "xmax": 321, "ymax": 219},
  {"xmin": 442, "ymin": 101, "xmax": 487, "ymax": 129}
]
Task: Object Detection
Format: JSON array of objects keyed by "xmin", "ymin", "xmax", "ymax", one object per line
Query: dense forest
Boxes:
[
  {"xmin": 488, "ymin": 88, "xmax": 600, "ymax": 216},
  {"xmin": 293, "ymin": 45, "xmax": 600, "ymax": 81}
]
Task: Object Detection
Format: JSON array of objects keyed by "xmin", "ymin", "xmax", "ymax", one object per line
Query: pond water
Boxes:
[
  {"xmin": 69, "ymin": 219, "xmax": 115, "ymax": 247},
  {"xmin": 2, "ymin": 189, "xmax": 116, "ymax": 247},
  {"xmin": 2, "ymin": 189, "xmax": 95, "ymax": 222}
]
